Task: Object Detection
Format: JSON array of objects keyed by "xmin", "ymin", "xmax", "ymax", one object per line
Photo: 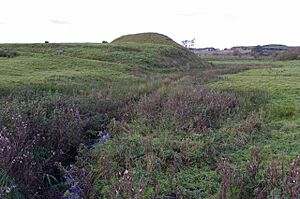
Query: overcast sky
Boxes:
[{"xmin": 1, "ymin": 0, "xmax": 300, "ymax": 49}]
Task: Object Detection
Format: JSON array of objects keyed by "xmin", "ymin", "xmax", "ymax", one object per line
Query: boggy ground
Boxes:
[
  {"xmin": 0, "ymin": 37, "xmax": 299, "ymax": 198},
  {"xmin": 88, "ymin": 60, "xmax": 300, "ymax": 199}
]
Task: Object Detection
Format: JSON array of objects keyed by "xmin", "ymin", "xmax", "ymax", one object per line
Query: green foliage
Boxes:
[
  {"xmin": 90, "ymin": 123, "xmax": 218, "ymax": 198},
  {"xmin": 175, "ymin": 169, "xmax": 219, "ymax": 198}
]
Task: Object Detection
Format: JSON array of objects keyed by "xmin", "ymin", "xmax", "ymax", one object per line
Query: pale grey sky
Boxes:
[{"xmin": 1, "ymin": 0, "xmax": 300, "ymax": 48}]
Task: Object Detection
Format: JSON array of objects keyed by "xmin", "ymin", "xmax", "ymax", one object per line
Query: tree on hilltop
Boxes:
[{"xmin": 181, "ymin": 38, "xmax": 195, "ymax": 48}]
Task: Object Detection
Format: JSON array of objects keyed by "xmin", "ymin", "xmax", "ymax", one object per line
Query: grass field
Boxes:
[
  {"xmin": 0, "ymin": 34, "xmax": 299, "ymax": 198},
  {"xmin": 211, "ymin": 60, "xmax": 300, "ymax": 161}
]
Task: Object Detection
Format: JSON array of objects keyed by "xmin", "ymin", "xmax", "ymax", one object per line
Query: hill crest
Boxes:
[{"xmin": 112, "ymin": 32, "xmax": 181, "ymax": 47}]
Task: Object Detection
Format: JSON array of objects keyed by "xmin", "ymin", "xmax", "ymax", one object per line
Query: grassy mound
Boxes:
[
  {"xmin": 112, "ymin": 32, "xmax": 181, "ymax": 47},
  {"xmin": 108, "ymin": 33, "xmax": 206, "ymax": 69}
]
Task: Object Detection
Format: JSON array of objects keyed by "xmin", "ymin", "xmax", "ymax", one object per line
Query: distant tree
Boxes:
[
  {"xmin": 102, "ymin": 41, "xmax": 108, "ymax": 44},
  {"xmin": 45, "ymin": 41, "xmax": 49, "ymax": 44},
  {"xmin": 181, "ymin": 38, "xmax": 195, "ymax": 48}
]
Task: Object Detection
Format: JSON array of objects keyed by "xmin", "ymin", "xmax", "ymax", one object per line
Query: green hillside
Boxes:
[
  {"xmin": 112, "ymin": 32, "xmax": 181, "ymax": 47},
  {"xmin": 1, "ymin": 33, "xmax": 300, "ymax": 198},
  {"xmin": 0, "ymin": 37, "xmax": 204, "ymax": 97}
]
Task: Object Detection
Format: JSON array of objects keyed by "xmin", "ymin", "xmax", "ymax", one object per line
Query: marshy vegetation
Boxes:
[{"xmin": 0, "ymin": 33, "xmax": 299, "ymax": 198}]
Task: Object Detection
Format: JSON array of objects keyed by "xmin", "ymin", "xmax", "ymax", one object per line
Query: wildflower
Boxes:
[
  {"xmin": 99, "ymin": 132, "xmax": 109, "ymax": 143},
  {"xmin": 5, "ymin": 187, "xmax": 11, "ymax": 193},
  {"xmin": 62, "ymin": 186, "xmax": 83, "ymax": 199}
]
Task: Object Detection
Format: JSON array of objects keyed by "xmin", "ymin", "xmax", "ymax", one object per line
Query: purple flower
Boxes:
[
  {"xmin": 62, "ymin": 186, "xmax": 83, "ymax": 199},
  {"xmin": 99, "ymin": 132, "xmax": 109, "ymax": 143}
]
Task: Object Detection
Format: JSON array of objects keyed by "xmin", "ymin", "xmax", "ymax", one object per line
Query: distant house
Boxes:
[
  {"xmin": 289, "ymin": 47, "xmax": 300, "ymax": 52},
  {"xmin": 231, "ymin": 46, "xmax": 252, "ymax": 51},
  {"xmin": 229, "ymin": 46, "xmax": 253, "ymax": 56},
  {"xmin": 201, "ymin": 47, "xmax": 219, "ymax": 52},
  {"xmin": 191, "ymin": 47, "xmax": 219, "ymax": 52},
  {"xmin": 262, "ymin": 44, "xmax": 288, "ymax": 52},
  {"xmin": 190, "ymin": 47, "xmax": 220, "ymax": 56}
]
